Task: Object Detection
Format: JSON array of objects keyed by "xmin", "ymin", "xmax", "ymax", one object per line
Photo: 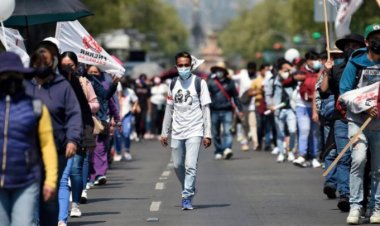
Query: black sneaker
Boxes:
[
  {"xmin": 337, "ymin": 197, "xmax": 350, "ymax": 212},
  {"xmin": 323, "ymin": 185, "xmax": 337, "ymax": 199}
]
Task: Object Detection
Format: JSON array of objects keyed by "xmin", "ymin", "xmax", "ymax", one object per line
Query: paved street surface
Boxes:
[{"xmin": 70, "ymin": 140, "xmax": 351, "ymax": 226}]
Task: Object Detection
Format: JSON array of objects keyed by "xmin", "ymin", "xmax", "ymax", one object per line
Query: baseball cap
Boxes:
[{"xmin": 364, "ymin": 24, "xmax": 380, "ymax": 39}]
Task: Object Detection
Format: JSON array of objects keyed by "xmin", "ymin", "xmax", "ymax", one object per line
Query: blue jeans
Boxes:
[
  {"xmin": 71, "ymin": 153, "xmax": 84, "ymax": 203},
  {"xmin": 274, "ymin": 109, "xmax": 297, "ymax": 154},
  {"xmin": 122, "ymin": 113, "xmax": 133, "ymax": 151},
  {"xmin": 0, "ymin": 182, "xmax": 39, "ymax": 226},
  {"xmin": 324, "ymin": 120, "xmax": 350, "ymax": 197},
  {"xmin": 58, "ymin": 157, "xmax": 73, "ymax": 222},
  {"xmin": 211, "ymin": 111, "xmax": 233, "ymax": 154},
  {"xmin": 171, "ymin": 137, "xmax": 202, "ymax": 199},
  {"xmin": 296, "ymin": 106, "xmax": 319, "ymax": 158},
  {"xmin": 348, "ymin": 122, "xmax": 380, "ymax": 210}
]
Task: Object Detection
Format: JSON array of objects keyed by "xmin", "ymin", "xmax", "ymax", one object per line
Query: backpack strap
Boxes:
[{"xmin": 170, "ymin": 77, "xmax": 178, "ymax": 94}]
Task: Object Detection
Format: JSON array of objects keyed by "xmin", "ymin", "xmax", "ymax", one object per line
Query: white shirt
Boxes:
[
  {"xmin": 167, "ymin": 75, "xmax": 211, "ymax": 140},
  {"xmin": 151, "ymin": 83, "xmax": 168, "ymax": 105},
  {"xmin": 120, "ymin": 88, "xmax": 138, "ymax": 117},
  {"xmin": 232, "ymin": 69, "xmax": 252, "ymax": 97}
]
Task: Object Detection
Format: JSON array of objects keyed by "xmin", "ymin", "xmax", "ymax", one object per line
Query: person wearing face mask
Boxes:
[
  {"xmin": 339, "ymin": 24, "xmax": 380, "ymax": 225},
  {"xmin": 25, "ymin": 41, "xmax": 83, "ymax": 226},
  {"xmin": 150, "ymin": 76, "xmax": 168, "ymax": 138},
  {"xmin": 134, "ymin": 73, "xmax": 152, "ymax": 140},
  {"xmin": 0, "ymin": 52, "xmax": 58, "ymax": 226},
  {"xmin": 160, "ymin": 51, "xmax": 212, "ymax": 210},
  {"xmin": 266, "ymin": 59, "xmax": 297, "ymax": 163},
  {"xmin": 207, "ymin": 65, "xmax": 244, "ymax": 160},
  {"xmin": 292, "ymin": 50, "xmax": 322, "ymax": 168},
  {"xmin": 318, "ymin": 34, "xmax": 365, "ymax": 213}
]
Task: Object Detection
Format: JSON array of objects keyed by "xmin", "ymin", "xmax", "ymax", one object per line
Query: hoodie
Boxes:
[
  {"xmin": 340, "ymin": 47, "xmax": 380, "ymax": 129},
  {"xmin": 24, "ymin": 74, "xmax": 82, "ymax": 153}
]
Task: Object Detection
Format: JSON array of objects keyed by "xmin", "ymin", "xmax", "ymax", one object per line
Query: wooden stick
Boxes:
[
  {"xmin": 323, "ymin": 117, "xmax": 373, "ymax": 177},
  {"xmin": 377, "ymin": 0, "xmax": 380, "ymax": 7},
  {"xmin": 323, "ymin": 0, "xmax": 331, "ymax": 61}
]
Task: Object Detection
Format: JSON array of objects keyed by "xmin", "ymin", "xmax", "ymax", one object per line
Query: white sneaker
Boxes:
[
  {"xmin": 70, "ymin": 203, "xmax": 82, "ymax": 217},
  {"xmin": 214, "ymin": 153, "xmax": 223, "ymax": 160},
  {"xmin": 277, "ymin": 153, "xmax": 285, "ymax": 163},
  {"xmin": 241, "ymin": 143, "xmax": 249, "ymax": 152},
  {"xmin": 86, "ymin": 182, "xmax": 93, "ymax": 190},
  {"xmin": 293, "ymin": 156, "xmax": 306, "ymax": 167},
  {"xmin": 80, "ymin": 190, "xmax": 88, "ymax": 204},
  {"xmin": 347, "ymin": 208, "xmax": 361, "ymax": 225},
  {"xmin": 113, "ymin": 154, "xmax": 122, "ymax": 162},
  {"xmin": 311, "ymin": 158, "xmax": 322, "ymax": 168},
  {"xmin": 223, "ymin": 148, "xmax": 233, "ymax": 159},
  {"xmin": 271, "ymin": 147, "xmax": 279, "ymax": 155},
  {"xmin": 287, "ymin": 152, "xmax": 295, "ymax": 162},
  {"xmin": 123, "ymin": 152, "xmax": 133, "ymax": 161},
  {"xmin": 58, "ymin": 221, "xmax": 67, "ymax": 226},
  {"xmin": 370, "ymin": 209, "xmax": 380, "ymax": 224}
]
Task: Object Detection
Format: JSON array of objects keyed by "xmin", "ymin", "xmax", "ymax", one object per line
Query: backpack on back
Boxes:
[
  {"xmin": 170, "ymin": 76, "xmax": 202, "ymax": 101},
  {"xmin": 299, "ymin": 71, "xmax": 319, "ymax": 102}
]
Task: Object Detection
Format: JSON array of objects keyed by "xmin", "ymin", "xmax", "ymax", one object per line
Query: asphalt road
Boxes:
[{"xmin": 69, "ymin": 139, "xmax": 353, "ymax": 226}]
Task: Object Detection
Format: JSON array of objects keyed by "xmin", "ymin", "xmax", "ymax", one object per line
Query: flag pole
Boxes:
[
  {"xmin": 323, "ymin": 0, "xmax": 331, "ymax": 61},
  {"xmin": 323, "ymin": 116, "xmax": 373, "ymax": 177}
]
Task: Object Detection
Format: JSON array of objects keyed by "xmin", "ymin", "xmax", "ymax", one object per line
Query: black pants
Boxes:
[{"xmin": 151, "ymin": 104, "xmax": 165, "ymax": 135}]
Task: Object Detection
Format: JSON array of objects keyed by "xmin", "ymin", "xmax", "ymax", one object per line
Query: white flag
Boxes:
[
  {"xmin": 329, "ymin": 0, "xmax": 363, "ymax": 38},
  {"xmin": 55, "ymin": 20, "xmax": 125, "ymax": 77},
  {"xmin": 191, "ymin": 55, "xmax": 205, "ymax": 71},
  {"xmin": 0, "ymin": 27, "xmax": 30, "ymax": 67},
  {"xmin": 339, "ymin": 82, "xmax": 380, "ymax": 114}
]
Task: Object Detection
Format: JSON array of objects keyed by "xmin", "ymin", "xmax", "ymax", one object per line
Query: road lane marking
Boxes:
[
  {"xmin": 159, "ymin": 176, "xmax": 167, "ymax": 180},
  {"xmin": 150, "ymin": 201, "xmax": 161, "ymax": 212},
  {"xmin": 161, "ymin": 171, "xmax": 171, "ymax": 177},
  {"xmin": 155, "ymin": 182, "xmax": 165, "ymax": 190}
]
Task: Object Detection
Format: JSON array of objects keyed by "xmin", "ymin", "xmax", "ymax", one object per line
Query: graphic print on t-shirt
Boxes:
[{"xmin": 174, "ymin": 89, "xmax": 193, "ymax": 112}]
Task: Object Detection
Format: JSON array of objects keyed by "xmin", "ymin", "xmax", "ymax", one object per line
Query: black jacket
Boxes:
[{"xmin": 207, "ymin": 78, "xmax": 243, "ymax": 112}]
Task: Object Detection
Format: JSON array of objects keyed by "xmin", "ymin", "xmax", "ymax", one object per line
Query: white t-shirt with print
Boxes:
[
  {"xmin": 151, "ymin": 83, "xmax": 168, "ymax": 105},
  {"xmin": 167, "ymin": 75, "xmax": 211, "ymax": 140},
  {"xmin": 120, "ymin": 88, "xmax": 138, "ymax": 117}
]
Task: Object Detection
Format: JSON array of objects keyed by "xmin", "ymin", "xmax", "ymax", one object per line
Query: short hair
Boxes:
[
  {"xmin": 305, "ymin": 50, "xmax": 320, "ymax": 60},
  {"xmin": 175, "ymin": 51, "xmax": 192, "ymax": 64},
  {"xmin": 247, "ymin": 61, "xmax": 257, "ymax": 70},
  {"xmin": 259, "ymin": 63, "xmax": 270, "ymax": 71},
  {"xmin": 276, "ymin": 58, "xmax": 292, "ymax": 70},
  {"xmin": 319, "ymin": 51, "xmax": 328, "ymax": 61}
]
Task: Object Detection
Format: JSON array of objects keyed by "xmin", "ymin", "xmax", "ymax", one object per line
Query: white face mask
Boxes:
[
  {"xmin": 265, "ymin": 70, "xmax": 273, "ymax": 78},
  {"xmin": 312, "ymin": 60, "xmax": 322, "ymax": 71},
  {"xmin": 280, "ymin": 71, "xmax": 289, "ymax": 80}
]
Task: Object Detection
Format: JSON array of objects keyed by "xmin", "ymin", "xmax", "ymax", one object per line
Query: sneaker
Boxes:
[
  {"xmin": 86, "ymin": 182, "xmax": 93, "ymax": 190},
  {"xmin": 80, "ymin": 190, "xmax": 88, "ymax": 204},
  {"xmin": 181, "ymin": 198, "xmax": 194, "ymax": 210},
  {"xmin": 370, "ymin": 209, "xmax": 380, "ymax": 224},
  {"xmin": 214, "ymin": 153, "xmax": 223, "ymax": 160},
  {"xmin": 323, "ymin": 185, "xmax": 336, "ymax": 199},
  {"xmin": 287, "ymin": 152, "xmax": 295, "ymax": 162},
  {"xmin": 277, "ymin": 153, "xmax": 285, "ymax": 163},
  {"xmin": 241, "ymin": 144, "xmax": 249, "ymax": 152},
  {"xmin": 312, "ymin": 158, "xmax": 322, "ymax": 168},
  {"xmin": 70, "ymin": 203, "xmax": 82, "ymax": 217},
  {"xmin": 337, "ymin": 197, "xmax": 350, "ymax": 212},
  {"xmin": 223, "ymin": 148, "xmax": 233, "ymax": 159},
  {"xmin": 58, "ymin": 221, "xmax": 67, "ymax": 226},
  {"xmin": 113, "ymin": 154, "xmax": 122, "ymax": 162},
  {"xmin": 94, "ymin": 176, "xmax": 107, "ymax": 185},
  {"xmin": 293, "ymin": 156, "xmax": 306, "ymax": 167},
  {"xmin": 123, "ymin": 152, "xmax": 133, "ymax": 161},
  {"xmin": 302, "ymin": 160, "xmax": 311, "ymax": 168},
  {"xmin": 271, "ymin": 147, "xmax": 279, "ymax": 155},
  {"xmin": 347, "ymin": 208, "xmax": 361, "ymax": 225}
]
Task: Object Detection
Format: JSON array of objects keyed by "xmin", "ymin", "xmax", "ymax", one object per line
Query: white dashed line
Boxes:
[
  {"xmin": 150, "ymin": 201, "xmax": 161, "ymax": 212},
  {"xmin": 155, "ymin": 182, "xmax": 165, "ymax": 190},
  {"xmin": 161, "ymin": 171, "xmax": 171, "ymax": 177},
  {"xmin": 159, "ymin": 176, "xmax": 167, "ymax": 180}
]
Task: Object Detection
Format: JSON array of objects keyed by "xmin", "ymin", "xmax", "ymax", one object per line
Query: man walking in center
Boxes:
[{"xmin": 160, "ymin": 51, "xmax": 212, "ymax": 210}]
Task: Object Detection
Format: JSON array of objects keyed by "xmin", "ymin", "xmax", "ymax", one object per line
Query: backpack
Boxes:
[
  {"xmin": 299, "ymin": 72, "xmax": 318, "ymax": 102},
  {"xmin": 170, "ymin": 76, "xmax": 202, "ymax": 101}
]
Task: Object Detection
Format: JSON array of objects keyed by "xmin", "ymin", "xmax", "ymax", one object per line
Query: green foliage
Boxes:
[
  {"xmin": 219, "ymin": 0, "xmax": 379, "ymax": 60},
  {"xmin": 80, "ymin": 0, "xmax": 188, "ymax": 57}
]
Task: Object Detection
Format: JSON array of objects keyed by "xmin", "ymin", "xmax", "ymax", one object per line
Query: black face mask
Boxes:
[
  {"xmin": 369, "ymin": 41, "xmax": 380, "ymax": 55},
  {"xmin": 61, "ymin": 65, "xmax": 75, "ymax": 78},
  {"xmin": 35, "ymin": 66, "xmax": 54, "ymax": 79},
  {"xmin": 344, "ymin": 48, "xmax": 355, "ymax": 61},
  {"xmin": 0, "ymin": 78, "xmax": 24, "ymax": 96},
  {"xmin": 248, "ymin": 72, "xmax": 256, "ymax": 79}
]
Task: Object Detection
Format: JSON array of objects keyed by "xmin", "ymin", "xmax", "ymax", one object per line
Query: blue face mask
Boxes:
[
  {"xmin": 177, "ymin": 67, "xmax": 191, "ymax": 80},
  {"xmin": 313, "ymin": 60, "xmax": 322, "ymax": 71}
]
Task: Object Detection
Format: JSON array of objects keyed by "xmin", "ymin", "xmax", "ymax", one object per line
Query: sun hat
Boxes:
[{"xmin": 0, "ymin": 51, "xmax": 34, "ymax": 74}]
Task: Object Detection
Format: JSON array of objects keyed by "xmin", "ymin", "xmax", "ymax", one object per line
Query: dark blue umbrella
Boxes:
[{"xmin": 3, "ymin": 0, "xmax": 92, "ymax": 26}]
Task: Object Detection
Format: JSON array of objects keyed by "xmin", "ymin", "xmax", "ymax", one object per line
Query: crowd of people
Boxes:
[{"xmin": 0, "ymin": 23, "xmax": 379, "ymax": 226}]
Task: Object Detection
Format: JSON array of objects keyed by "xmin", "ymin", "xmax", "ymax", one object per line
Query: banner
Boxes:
[
  {"xmin": 56, "ymin": 20, "xmax": 125, "ymax": 76},
  {"xmin": 328, "ymin": 0, "xmax": 363, "ymax": 38},
  {"xmin": 0, "ymin": 26, "xmax": 29, "ymax": 67},
  {"xmin": 338, "ymin": 82, "xmax": 380, "ymax": 114}
]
